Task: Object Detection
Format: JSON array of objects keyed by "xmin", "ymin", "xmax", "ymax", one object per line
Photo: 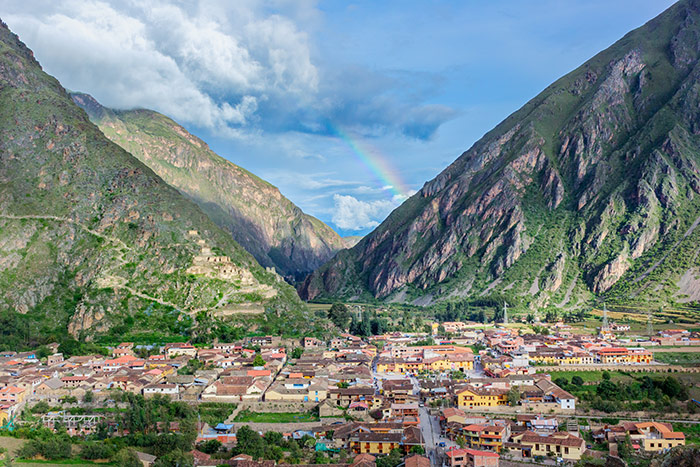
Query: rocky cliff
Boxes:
[
  {"xmin": 70, "ymin": 93, "xmax": 347, "ymax": 282},
  {"xmin": 0, "ymin": 20, "xmax": 307, "ymax": 346},
  {"xmin": 301, "ymin": 0, "xmax": 700, "ymax": 310}
]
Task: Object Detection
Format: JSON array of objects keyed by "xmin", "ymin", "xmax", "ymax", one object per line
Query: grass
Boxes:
[
  {"xmin": 233, "ymin": 409, "xmax": 319, "ymax": 423},
  {"xmin": 536, "ymin": 370, "xmax": 637, "ymax": 383},
  {"xmin": 198, "ymin": 402, "xmax": 236, "ymax": 426},
  {"xmin": 653, "ymin": 352, "xmax": 700, "ymax": 366}
]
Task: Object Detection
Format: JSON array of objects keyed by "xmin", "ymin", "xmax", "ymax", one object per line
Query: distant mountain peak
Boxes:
[{"xmin": 71, "ymin": 92, "xmax": 347, "ymax": 281}]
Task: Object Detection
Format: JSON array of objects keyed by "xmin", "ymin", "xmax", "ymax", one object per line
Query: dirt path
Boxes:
[{"xmin": 0, "ymin": 213, "xmax": 187, "ymax": 311}]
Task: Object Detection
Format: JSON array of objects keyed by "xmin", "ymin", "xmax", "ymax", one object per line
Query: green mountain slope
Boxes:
[
  {"xmin": 0, "ymin": 19, "xmax": 308, "ymax": 348},
  {"xmin": 301, "ymin": 0, "xmax": 700, "ymax": 313},
  {"xmin": 70, "ymin": 93, "xmax": 347, "ymax": 282}
]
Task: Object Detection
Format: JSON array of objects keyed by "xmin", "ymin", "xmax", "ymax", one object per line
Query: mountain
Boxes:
[
  {"xmin": 70, "ymin": 93, "xmax": 347, "ymax": 282},
  {"xmin": 0, "ymin": 19, "xmax": 308, "ymax": 348},
  {"xmin": 301, "ymin": 0, "xmax": 700, "ymax": 312}
]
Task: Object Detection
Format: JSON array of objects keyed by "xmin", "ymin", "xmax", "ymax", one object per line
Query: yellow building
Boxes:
[
  {"xmin": 633, "ymin": 422, "xmax": 685, "ymax": 452},
  {"xmin": 352, "ymin": 432, "xmax": 402, "ymax": 455},
  {"xmin": 457, "ymin": 386, "xmax": 508, "ymax": 409}
]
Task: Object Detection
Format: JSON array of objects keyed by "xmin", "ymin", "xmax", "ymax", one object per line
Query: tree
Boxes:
[
  {"xmin": 198, "ymin": 439, "xmax": 222, "ymax": 454},
  {"xmin": 596, "ymin": 380, "xmax": 618, "ymax": 400},
  {"xmin": 376, "ymin": 448, "xmax": 403, "ymax": 467},
  {"xmin": 507, "ymin": 388, "xmax": 521, "ymax": 406},
  {"xmin": 153, "ymin": 449, "xmax": 194, "ymax": 467},
  {"xmin": 235, "ymin": 425, "xmax": 265, "ymax": 459},
  {"xmin": 253, "ymin": 354, "xmax": 266, "ymax": 367},
  {"xmin": 602, "ymin": 371, "xmax": 611, "ymax": 381},
  {"xmin": 328, "ymin": 303, "xmax": 350, "ymax": 329},
  {"xmin": 617, "ymin": 434, "xmax": 633, "ymax": 459},
  {"xmin": 113, "ymin": 448, "xmax": 142, "ymax": 467},
  {"xmin": 83, "ymin": 390, "xmax": 94, "ymax": 403},
  {"xmin": 554, "ymin": 377, "xmax": 569, "ymax": 389},
  {"xmin": 572, "ymin": 376, "xmax": 584, "ymax": 386},
  {"xmin": 291, "ymin": 347, "xmax": 304, "ymax": 359}
]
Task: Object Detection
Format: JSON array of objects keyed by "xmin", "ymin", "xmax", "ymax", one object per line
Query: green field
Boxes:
[
  {"xmin": 536, "ymin": 370, "xmax": 637, "ymax": 383},
  {"xmin": 653, "ymin": 352, "xmax": 700, "ymax": 366},
  {"xmin": 233, "ymin": 410, "xmax": 319, "ymax": 423}
]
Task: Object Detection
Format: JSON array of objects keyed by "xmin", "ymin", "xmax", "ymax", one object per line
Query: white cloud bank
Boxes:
[
  {"xmin": 332, "ymin": 193, "xmax": 409, "ymax": 231},
  {"xmin": 2, "ymin": 0, "xmax": 318, "ymax": 136}
]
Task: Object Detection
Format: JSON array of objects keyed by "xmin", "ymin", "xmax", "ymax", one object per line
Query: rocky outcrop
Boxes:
[
  {"xmin": 302, "ymin": 0, "xmax": 700, "ymax": 308},
  {"xmin": 71, "ymin": 93, "xmax": 346, "ymax": 281}
]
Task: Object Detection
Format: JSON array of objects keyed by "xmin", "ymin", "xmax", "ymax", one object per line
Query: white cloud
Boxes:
[
  {"xmin": 331, "ymin": 194, "xmax": 400, "ymax": 231},
  {"xmin": 2, "ymin": 0, "xmax": 318, "ymax": 136}
]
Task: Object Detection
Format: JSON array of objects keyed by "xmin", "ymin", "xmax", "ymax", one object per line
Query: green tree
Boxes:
[
  {"xmin": 235, "ymin": 425, "xmax": 265, "ymax": 459},
  {"xmin": 83, "ymin": 390, "xmax": 94, "ymax": 403},
  {"xmin": 198, "ymin": 439, "xmax": 222, "ymax": 454},
  {"xmin": 554, "ymin": 377, "xmax": 569, "ymax": 389},
  {"xmin": 113, "ymin": 448, "xmax": 142, "ymax": 467},
  {"xmin": 153, "ymin": 449, "xmax": 193, "ymax": 467},
  {"xmin": 376, "ymin": 448, "xmax": 403, "ymax": 467},
  {"xmin": 291, "ymin": 347, "xmax": 304, "ymax": 359},
  {"xmin": 572, "ymin": 376, "xmax": 584, "ymax": 386},
  {"xmin": 602, "ymin": 371, "xmax": 611, "ymax": 381},
  {"xmin": 328, "ymin": 303, "xmax": 350, "ymax": 329},
  {"xmin": 253, "ymin": 354, "xmax": 266, "ymax": 367},
  {"xmin": 617, "ymin": 434, "xmax": 633, "ymax": 459},
  {"xmin": 507, "ymin": 388, "xmax": 521, "ymax": 406}
]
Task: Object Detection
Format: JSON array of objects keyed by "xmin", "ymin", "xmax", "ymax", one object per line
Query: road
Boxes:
[{"xmin": 371, "ymin": 361, "xmax": 461, "ymax": 466}]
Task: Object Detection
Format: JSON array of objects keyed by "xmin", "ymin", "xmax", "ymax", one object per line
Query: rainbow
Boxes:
[{"xmin": 332, "ymin": 124, "xmax": 410, "ymax": 199}]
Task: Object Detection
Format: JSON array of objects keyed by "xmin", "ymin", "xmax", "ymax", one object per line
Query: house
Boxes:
[
  {"xmin": 165, "ymin": 344, "xmax": 197, "ymax": 359},
  {"xmin": 0, "ymin": 386, "xmax": 25, "ymax": 404},
  {"xmin": 447, "ymin": 447, "xmax": 499, "ymax": 467},
  {"xmin": 329, "ymin": 386, "xmax": 375, "ymax": 407},
  {"xmin": 404, "ymin": 454, "xmax": 430, "ymax": 467},
  {"xmin": 517, "ymin": 431, "xmax": 585, "ymax": 460},
  {"xmin": 456, "ymin": 386, "xmax": 508, "ymax": 409},
  {"xmin": 612, "ymin": 421, "xmax": 686, "ymax": 453},
  {"xmin": 35, "ymin": 378, "xmax": 65, "ymax": 396},
  {"xmin": 461, "ymin": 424, "xmax": 509, "ymax": 452},
  {"xmin": 143, "ymin": 383, "xmax": 179, "ymax": 398},
  {"xmin": 264, "ymin": 377, "xmax": 328, "ymax": 402},
  {"xmin": 47, "ymin": 353, "xmax": 64, "ymax": 365}
]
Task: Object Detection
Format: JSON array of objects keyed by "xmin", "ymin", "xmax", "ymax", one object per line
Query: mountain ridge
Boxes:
[
  {"xmin": 0, "ymin": 19, "xmax": 308, "ymax": 347},
  {"xmin": 70, "ymin": 92, "xmax": 348, "ymax": 281},
  {"xmin": 301, "ymin": 0, "xmax": 700, "ymax": 312}
]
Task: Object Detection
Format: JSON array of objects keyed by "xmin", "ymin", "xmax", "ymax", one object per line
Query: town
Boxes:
[{"xmin": 1, "ymin": 308, "xmax": 698, "ymax": 466}]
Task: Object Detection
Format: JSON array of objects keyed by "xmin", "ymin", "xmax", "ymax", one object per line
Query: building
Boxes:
[
  {"xmin": 461, "ymin": 424, "xmax": 509, "ymax": 452},
  {"xmin": 447, "ymin": 447, "xmax": 499, "ymax": 467},
  {"xmin": 456, "ymin": 386, "xmax": 508, "ymax": 409},
  {"xmin": 517, "ymin": 432, "xmax": 585, "ymax": 460}
]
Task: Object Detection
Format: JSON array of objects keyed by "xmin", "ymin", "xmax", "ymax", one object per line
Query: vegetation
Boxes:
[{"xmin": 233, "ymin": 410, "xmax": 319, "ymax": 423}]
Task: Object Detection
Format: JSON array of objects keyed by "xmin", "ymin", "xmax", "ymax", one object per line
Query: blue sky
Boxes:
[{"xmin": 1, "ymin": 0, "xmax": 677, "ymax": 236}]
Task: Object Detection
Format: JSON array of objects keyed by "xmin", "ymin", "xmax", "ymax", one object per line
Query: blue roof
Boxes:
[{"xmin": 214, "ymin": 423, "xmax": 234, "ymax": 431}]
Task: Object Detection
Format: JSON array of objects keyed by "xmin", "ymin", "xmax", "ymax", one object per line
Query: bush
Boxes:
[
  {"xmin": 30, "ymin": 400, "xmax": 50, "ymax": 414},
  {"xmin": 19, "ymin": 437, "xmax": 72, "ymax": 460},
  {"xmin": 81, "ymin": 442, "xmax": 117, "ymax": 460},
  {"xmin": 198, "ymin": 439, "xmax": 222, "ymax": 454}
]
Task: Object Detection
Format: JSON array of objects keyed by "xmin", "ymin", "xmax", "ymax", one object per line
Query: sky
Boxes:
[{"xmin": 0, "ymin": 0, "xmax": 678, "ymax": 236}]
